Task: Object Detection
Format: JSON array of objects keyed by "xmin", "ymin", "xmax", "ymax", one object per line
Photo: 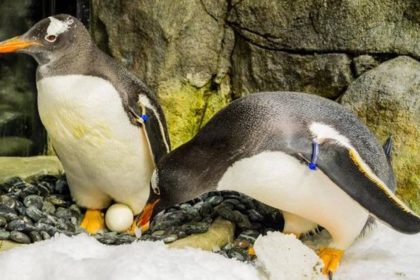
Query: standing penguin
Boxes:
[
  {"xmin": 0, "ymin": 15, "xmax": 170, "ymax": 233},
  {"xmin": 138, "ymin": 91, "xmax": 420, "ymax": 276}
]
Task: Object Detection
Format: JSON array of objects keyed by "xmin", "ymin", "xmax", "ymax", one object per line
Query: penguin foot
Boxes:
[
  {"xmin": 80, "ymin": 209, "xmax": 105, "ymax": 234},
  {"xmin": 247, "ymin": 246, "xmax": 256, "ymax": 256},
  {"xmin": 126, "ymin": 219, "xmax": 149, "ymax": 236},
  {"xmin": 318, "ymin": 247, "xmax": 344, "ymax": 276}
]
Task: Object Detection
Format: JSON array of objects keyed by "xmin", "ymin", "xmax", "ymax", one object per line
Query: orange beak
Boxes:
[
  {"xmin": 0, "ymin": 37, "xmax": 40, "ymax": 53},
  {"xmin": 137, "ymin": 199, "xmax": 160, "ymax": 232}
]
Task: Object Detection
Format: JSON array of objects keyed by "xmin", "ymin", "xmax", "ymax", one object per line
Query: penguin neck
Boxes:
[{"xmin": 36, "ymin": 42, "xmax": 96, "ymax": 81}]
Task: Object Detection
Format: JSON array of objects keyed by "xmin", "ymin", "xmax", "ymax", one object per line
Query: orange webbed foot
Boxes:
[
  {"xmin": 318, "ymin": 247, "xmax": 344, "ymax": 278},
  {"xmin": 80, "ymin": 209, "xmax": 105, "ymax": 234}
]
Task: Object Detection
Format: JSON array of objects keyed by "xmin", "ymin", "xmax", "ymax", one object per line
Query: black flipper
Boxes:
[
  {"xmin": 128, "ymin": 104, "xmax": 170, "ymax": 165},
  {"xmin": 382, "ymin": 136, "xmax": 393, "ymax": 163},
  {"xmin": 314, "ymin": 141, "xmax": 420, "ymax": 234}
]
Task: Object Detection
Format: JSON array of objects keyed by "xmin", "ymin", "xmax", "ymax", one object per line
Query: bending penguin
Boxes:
[
  {"xmin": 0, "ymin": 15, "xmax": 170, "ymax": 233},
  {"xmin": 137, "ymin": 91, "xmax": 420, "ymax": 276}
]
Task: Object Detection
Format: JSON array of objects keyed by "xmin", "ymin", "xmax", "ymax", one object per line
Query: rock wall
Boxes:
[{"xmin": 91, "ymin": 1, "xmax": 419, "ymax": 210}]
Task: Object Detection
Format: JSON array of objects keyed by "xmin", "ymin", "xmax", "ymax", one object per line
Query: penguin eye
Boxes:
[{"xmin": 45, "ymin": 35, "xmax": 57, "ymax": 42}]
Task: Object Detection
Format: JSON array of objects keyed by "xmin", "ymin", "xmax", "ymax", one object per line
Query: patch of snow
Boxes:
[
  {"xmin": 0, "ymin": 234, "xmax": 260, "ymax": 280},
  {"xmin": 337, "ymin": 222, "xmax": 420, "ymax": 280},
  {"xmin": 254, "ymin": 232, "xmax": 323, "ymax": 280},
  {"xmin": 1, "ymin": 221, "xmax": 419, "ymax": 280}
]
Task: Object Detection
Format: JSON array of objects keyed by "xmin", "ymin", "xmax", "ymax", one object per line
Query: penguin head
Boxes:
[
  {"xmin": 0, "ymin": 14, "xmax": 91, "ymax": 65},
  {"xmin": 137, "ymin": 166, "xmax": 192, "ymax": 228}
]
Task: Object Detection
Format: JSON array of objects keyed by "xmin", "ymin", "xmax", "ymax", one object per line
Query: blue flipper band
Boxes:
[
  {"xmin": 141, "ymin": 114, "xmax": 149, "ymax": 122},
  {"xmin": 308, "ymin": 140, "xmax": 319, "ymax": 170}
]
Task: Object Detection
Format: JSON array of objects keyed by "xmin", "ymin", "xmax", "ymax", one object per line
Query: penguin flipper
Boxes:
[
  {"xmin": 129, "ymin": 104, "xmax": 170, "ymax": 164},
  {"xmin": 315, "ymin": 142, "xmax": 420, "ymax": 234}
]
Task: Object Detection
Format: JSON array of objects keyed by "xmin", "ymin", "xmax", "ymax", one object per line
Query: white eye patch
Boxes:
[{"xmin": 46, "ymin": 17, "xmax": 74, "ymax": 37}]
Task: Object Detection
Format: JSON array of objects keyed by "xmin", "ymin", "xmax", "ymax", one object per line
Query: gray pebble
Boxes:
[
  {"xmin": 114, "ymin": 234, "xmax": 136, "ymax": 245},
  {"xmin": 223, "ymin": 199, "xmax": 240, "ymax": 206},
  {"xmin": 42, "ymin": 201, "xmax": 56, "ymax": 215},
  {"xmin": 10, "ymin": 231, "xmax": 31, "ymax": 244},
  {"xmin": 46, "ymin": 195, "xmax": 69, "ymax": 207},
  {"xmin": 40, "ymin": 231, "xmax": 51, "ymax": 240},
  {"xmin": 0, "ymin": 216, "xmax": 7, "ymax": 227},
  {"xmin": 20, "ymin": 184, "xmax": 41, "ymax": 198},
  {"xmin": 247, "ymin": 209, "xmax": 264, "ymax": 222},
  {"xmin": 24, "ymin": 195, "xmax": 44, "ymax": 210},
  {"xmin": 181, "ymin": 222, "xmax": 209, "ymax": 234},
  {"xmin": 26, "ymin": 206, "xmax": 43, "ymax": 221},
  {"xmin": 7, "ymin": 219, "xmax": 27, "ymax": 231},
  {"xmin": 163, "ymin": 234, "xmax": 178, "ymax": 244},
  {"xmin": 152, "ymin": 230, "xmax": 166, "ymax": 237},
  {"xmin": 54, "ymin": 179, "xmax": 69, "ymax": 194},
  {"xmin": 0, "ymin": 195, "xmax": 17, "ymax": 209},
  {"xmin": 69, "ymin": 204, "xmax": 82, "ymax": 216},
  {"xmin": 205, "ymin": 195, "xmax": 223, "ymax": 206},
  {"xmin": 0, "ymin": 230, "xmax": 10, "ymax": 240},
  {"xmin": 198, "ymin": 202, "xmax": 213, "ymax": 217},
  {"xmin": 55, "ymin": 207, "xmax": 73, "ymax": 219},
  {"xmin": 29, "ymin": 231, "xmax": 43, "ymax": 242}
]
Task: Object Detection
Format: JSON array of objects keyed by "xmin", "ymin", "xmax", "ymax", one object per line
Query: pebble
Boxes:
[
  {"xmin": 54, "ymin": 179, "xmax": 69, "ymax": 194},
  {"xmin": 40, "ymin": 231, "xmax": 51, "ymax": 240},
  {"xmin": 10, "ymin": 231, "xmax": 31, "ymax": 244},
  {"xmin": 0, "ymin": 174, "xmax": 286, "ymax": 258},
  {"xmin": 29, "ymin": 231, "xmax": 43, "ymax": 242},
  {"xmin": 0, "ymin": 195, "xmax": 17, "ymax": 209},
  {"xmin": 0, "ymin": 230, "xmax": 11, "ymax": 240},
  {"xmin": 181, "ymin": 222, "xmax": 209, "ymax": 234},
  {"xmin": 247, "ymin": 209, "xmax": 264, "ymax": 222},
  {"xmin": 152, "ymin": 230, "xmax": 166, "ymax": 237},
  {"xmin": 7, "ymin": 219, "xmax": 28, "ymax": 231},
  {"xmin": 163, "ymin": 234, "xmax": 178, "ymax": 244},
  {"xmin": 23, "ymin": 195, "xmax": 44, "ymax": 209},
  {"xmin": 205, "ymin": 195, "xmax": 223, "ymax": 206},
  {"xmin": 0, "ymin": 216, "xmax": 7, "ymax": 227},
  {"xmin": 55, "ymin": 207, "xmax": 73, "ymax": 219},
  {"xmin": 0, "ymin": 205, "xmax": 18, "ymax": 221},
  {"xmin": 46, "ymin": 195, "xmax": 70, "ymax": 207},
  {"xmin": 42, "ymin": 201, "xmax": 56, "ymax": 215}
]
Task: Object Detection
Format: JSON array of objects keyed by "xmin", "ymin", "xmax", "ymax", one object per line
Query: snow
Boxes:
[
  {"xmin": 0, "ymin": 235, "xmax": 260, "ymax": 280},
  {"xmin": 254, "ymin": 232, "xmax": 323, "ymax": 279},
  {"xmin": 0, "ymin": 221, "xmax": 419, "ymax": 280}
]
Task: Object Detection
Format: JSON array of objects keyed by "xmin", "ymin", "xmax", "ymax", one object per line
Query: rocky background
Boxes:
[
  {"xmin": 0, "ymin": 0, "xmax": 45, "ymax": 156},
  {"xmin": 91, "ymin": 0, "xmax": 420, "ymax": 212},
  {"xmin": 0, "ymin": 0, "xmax": 418, "ymax": 210}
]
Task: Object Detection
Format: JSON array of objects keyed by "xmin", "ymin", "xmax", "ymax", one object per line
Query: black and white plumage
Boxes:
[
  {"xmin": 0, "ymin": 15, "xmax": 170, "ymax": 216},
  {"xmin": 143, "ymin": 91, "xmax": 420, "ymax": 274}
]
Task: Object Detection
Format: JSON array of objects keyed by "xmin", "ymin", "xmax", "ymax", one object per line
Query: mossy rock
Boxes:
[
  {"xmin": 0, "ymin": 156, "xmax": 63, "ymax": 184},
  {"xmin": 159, "ymin": 80, "xmax": 230, "ymax": 148},
  {"xmin": 169, "ymin": 218, "xmax": 235, "ymax": 251},
  {"xmin": 341, "ymin": 56, "xmax": 420, "ymax": 213}
]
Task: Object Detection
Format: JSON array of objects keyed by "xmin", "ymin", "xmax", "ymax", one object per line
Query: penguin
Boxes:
[
  {"xmin": 0, "ymin": 15, "xmax": 170, "ymax": 234},
  {"xmin": 136, "ymin": 91, "xmax": 420, "ymax": 276}
]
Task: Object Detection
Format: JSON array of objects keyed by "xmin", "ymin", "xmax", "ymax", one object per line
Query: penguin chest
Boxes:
[
  {"xmin": 217, "ymin": 151, "xmax": 369, "ymax": 247},
  {"xmin": 36, "ymin": 75, "xmax": 154, "ymax": 212}
]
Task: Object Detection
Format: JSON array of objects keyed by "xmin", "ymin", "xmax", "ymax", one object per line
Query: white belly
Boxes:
[
  {"xmin": 217, "ymin": 151, "xmax": 369, "ymax": 249},
  {"xmin": 37, "ymin": 75, "xmax": 153, "ymax": 214}
]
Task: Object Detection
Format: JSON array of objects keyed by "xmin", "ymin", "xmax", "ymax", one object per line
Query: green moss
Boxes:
[
  {"xmin": 158, "ymin": 80, "xmax": 230, "ymax": 148},
  {"xmin": 363, "ymin": 112, "xmax": 420, "ymax": 215}
]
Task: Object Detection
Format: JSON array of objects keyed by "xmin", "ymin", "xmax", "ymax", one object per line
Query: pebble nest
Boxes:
[{"xmin": 0, "ymin": 175, "xmax": 284, "ymax": 262}]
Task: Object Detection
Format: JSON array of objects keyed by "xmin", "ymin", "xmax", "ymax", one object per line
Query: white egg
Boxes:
[{"xmin": 105, "ymin": 203, "xmax": 134, "ymax": 233}]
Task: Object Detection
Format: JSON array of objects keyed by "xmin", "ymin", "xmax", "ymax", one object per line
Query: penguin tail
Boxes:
[
  {"xmin": 317, "ymin": 143, "xmax": 420, "ymax": 234},
  {"xmin": 382, "ymin": 136, "xmax": 393, "ymax": 163}
]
